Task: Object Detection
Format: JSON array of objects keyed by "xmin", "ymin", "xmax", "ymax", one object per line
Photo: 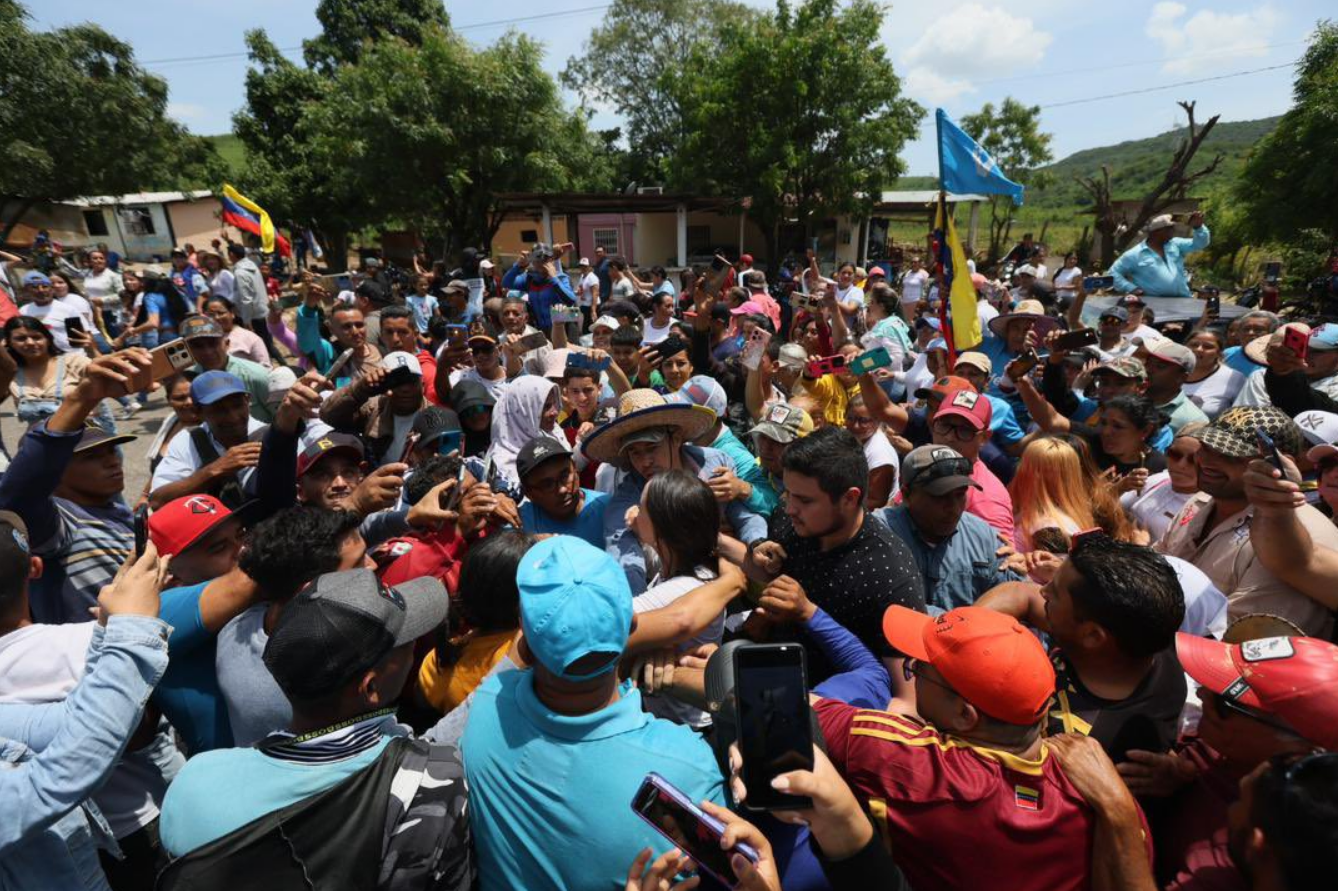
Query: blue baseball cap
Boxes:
[
  {"xmin": 517, "ymin": 536, "xmax": 632, "ymax": 681},
  {"xmin": 22, "ymin": 271, "xmax": 51, "ymax": 286},
  {"xmin": 1310, "ymin": 323, "xmax": 1338, "ymax": 352},
  {"xmin": 668, "ymin": 375, "xmax": 727, "ymax": 420},
  {"xmin": 914, "ymin": 316, "xmax": 942, "ymax": 331},
  {"xmin": 191, "ymin": 370, "xmax": 248, "ymax": 406}
]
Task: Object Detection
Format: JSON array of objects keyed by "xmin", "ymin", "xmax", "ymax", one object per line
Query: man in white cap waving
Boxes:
[{"xmin": 1111, "ymin": 210, "xmax": 1209, "ymax": 300}]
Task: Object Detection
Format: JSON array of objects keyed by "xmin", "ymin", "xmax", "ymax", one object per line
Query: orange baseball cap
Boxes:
[
  {"xmin": 883, "ymin": 605, "xmax": 1055, "ymax": 725},
  {"xmin": 913, "ymin": 375, "xmax": 974, "ymax": 402}
]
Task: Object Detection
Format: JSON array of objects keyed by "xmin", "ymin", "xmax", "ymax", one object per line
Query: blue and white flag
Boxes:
[{"xmin": 937, "ymin": 108, "xmax": 1025, "ymax": 206}]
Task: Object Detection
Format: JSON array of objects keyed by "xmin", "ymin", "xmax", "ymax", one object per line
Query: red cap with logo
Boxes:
[
  {"xmin": 1176, "ymin": 633, "xmax": 1338, "ymax": 749},
  {"xmin": 148, "ymin": 495, "xmax": 238, "ymax": 558},
  {"xmin": 882, "ymin": 605, "xmax": 1054, "ymax": 725},
  {"xmin": 934, "ymin": 387, "xmax": 993, "ymax": 432}
]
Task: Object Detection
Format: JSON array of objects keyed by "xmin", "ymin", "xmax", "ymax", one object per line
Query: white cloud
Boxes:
[
  {"xmin": 903, "ymin": 3, "xmax": 1053, "ymax": 80},
  {"xmin": 899, "ymin": 3, "xmax": 1051, "ymax": 108},
  {"xmin": 904, "ymin": 67, "xmax": 976, "ymax": 105},
  {"xmin": 1146, "ymin": 3, "xmax": 1280, "ymax": 74},
  {"xmin": 167, "ymin": 102, "xmax": 206, "ymax": 120}
]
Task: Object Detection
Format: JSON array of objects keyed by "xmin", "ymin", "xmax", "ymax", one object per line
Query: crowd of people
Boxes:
[{"xmin": 1, "ymin": 217, "xmax": 1337, "ymax": 891}]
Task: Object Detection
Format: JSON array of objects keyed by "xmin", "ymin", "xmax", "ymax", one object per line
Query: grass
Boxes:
[{"xmin": 207, "ymin": 134, "xmax": 246, "ymax": 178}]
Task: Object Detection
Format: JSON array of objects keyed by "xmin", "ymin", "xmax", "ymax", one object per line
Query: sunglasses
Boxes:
[
  {"xmin": 1209, "ymin": 691, "xmax": 1299, "ymax": 737},
  {"xmin": 470, "ymin": 344, "xmax": 496, "ymax": 355}
]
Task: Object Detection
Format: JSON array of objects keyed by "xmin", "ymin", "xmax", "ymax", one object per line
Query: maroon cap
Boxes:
[{"xmin": 934, "ymin": 387, "xmax": 993, "ymax": 432}]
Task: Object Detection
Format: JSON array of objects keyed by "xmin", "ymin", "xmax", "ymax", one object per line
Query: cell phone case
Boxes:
[
  {"xmin": 128, "ymin": 340, "xmax": 194, "ymax": 394},
  {"xmin": 632, "ymin": 774, "xmax": 759, "ymax": 887},
  {"xmin": 741, "ymin": 330, "xmax": 772, "ymax": 371}
]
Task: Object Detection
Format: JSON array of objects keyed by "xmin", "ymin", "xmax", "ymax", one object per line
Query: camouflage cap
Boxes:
[{"xmin": 1093, "ymin": 356, "xmax": 1147, "ymax": 382}]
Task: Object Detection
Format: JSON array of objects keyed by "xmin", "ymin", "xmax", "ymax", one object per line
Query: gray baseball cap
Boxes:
[
  {"xmin": 901, "ymin": 445, "xmax": 981, "ymax": 495},
  {"xmin": 263, "ymin": 568, "xmax": 447, "ymax": 699}
]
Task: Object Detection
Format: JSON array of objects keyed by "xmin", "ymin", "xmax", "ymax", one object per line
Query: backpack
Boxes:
[{"xmin": 188, "ymin": 425, "xmax": 266, "ymax": 510}]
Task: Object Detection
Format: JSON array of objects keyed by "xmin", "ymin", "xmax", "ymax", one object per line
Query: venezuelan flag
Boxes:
[
  {"xmin": 932, "ymin": 194, "xmax": 982, "ymax": 353},
  {"xmin": 221, "ymin": 184, "xmax": 291, "ymax": 257}
]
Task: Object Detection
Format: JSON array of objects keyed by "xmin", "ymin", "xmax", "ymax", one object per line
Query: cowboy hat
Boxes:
[
  {"xmin": 987, "ymin": 299, "xmax": 1060, "ymax": 339},
  {"xmin": 581, "ymin": 389, "xmax": 717, "ymax": 465}
]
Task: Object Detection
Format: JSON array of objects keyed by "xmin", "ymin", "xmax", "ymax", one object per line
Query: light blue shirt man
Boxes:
[{"xmin": 1111, "ymin": 217, "xmax": 1210, "ymax": 299}]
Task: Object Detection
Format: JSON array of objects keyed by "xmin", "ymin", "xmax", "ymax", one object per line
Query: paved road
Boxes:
[{"xmin": 1, "ymin": 397, "xmax": 174, "ymax": 503}]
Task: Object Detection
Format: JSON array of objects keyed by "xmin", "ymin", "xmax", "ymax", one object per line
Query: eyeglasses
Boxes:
[
  {"xmin": 902, "ymin": 658, "xmax": 958, "ymax": 695},
  {"xmin": 1209, "ymin": 691, "xmax": 1300, "ymax": 737},
  {"xmin": 470, "ymin": 344, "xmax": 495, "ymax": 355},
  {"xmin": 931, "ymin": 420, "xmax": 978, "ymax": 441}
]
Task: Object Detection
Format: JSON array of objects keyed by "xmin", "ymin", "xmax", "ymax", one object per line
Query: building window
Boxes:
[
  {"xmin": 686, "ymin": 225, "xmax": 712, "ymax": 255},
  {"xmin": 82, "ymin": 210, "xmax": 109, "ymax": 237},
  {"xmin": 592, "ymin": 228, "xmax": 620, "ymax": 254},
  {"xmin": 119, "ymin": 207, "xmax": 155, "ymax": 236},
  {"xmin": 519, "ymin": 229, "xmax": 539, "ymax": 244}
]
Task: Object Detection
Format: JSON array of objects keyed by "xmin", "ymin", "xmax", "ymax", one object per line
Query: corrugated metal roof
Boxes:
[
  {"xmin": 74, "ymin": 190, "xmax": 214, "ymax": 207},
  {"xmin": 877, "ymin": 190, "xmax": 986, "ymax": 204}
]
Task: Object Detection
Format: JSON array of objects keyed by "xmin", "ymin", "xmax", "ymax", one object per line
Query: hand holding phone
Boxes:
[
  {"xmin": 1053, "ymin": 328, "xmax": 1099, "ymax": 351},
  {"xmin": 847, "ymin": 346, "xmax": 892, "ymax": 376},
  {"xmin": 733, "ymin": 643, "xmax": 814, "ymax": 811},
  {"xmin": 326, "ymin": 347, "xmax": 356, "ymax": 381},
  {"xmin": 741, "ymin": 329, "xmax": 772, "ymax": 371},
  {"xmin": 631, "ymin": 774, "xmax": 760, "ymax": 887},
  {"xmin": 133, "ymin": 505, "xmax": 149, "ymax": 558},
  {"xmin": 1282, "ymin": 326, "xmax": 1309, "ymax": 363},
  {"xmin": 1256, "ymin": 428, "xmax": 1285, "ymax": 471}
]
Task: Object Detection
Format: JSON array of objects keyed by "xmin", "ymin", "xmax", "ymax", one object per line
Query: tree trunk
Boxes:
[
  {"xmin": 0, "ymin": 198, "xmax": 36, "ymax": 250},
  {"xmin": 320, "ymin": 228, "xmax": 350, "ymax": 272}
]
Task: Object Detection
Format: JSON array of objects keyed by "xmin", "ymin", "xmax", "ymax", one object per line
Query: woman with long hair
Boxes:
[
  {"xmin": 1009, "ymin": 436, "xmax": 1099, "ymax": 551},
  {"xmin": 628, "ymin": 469, "xmax": 724, "ymax": 728},
  {"xmin": 4, "ymin": 316, "xmax": 115, "ymax": 432},
  {"xmin": 1054, "ymin": 432, "xmax": 1136, "ymax": 543},
  {"xmin": 1182, "ymin": 327, "xmax": 1246, "ymax": 419},
  {"xmin": 203, "ymin": 296, "xmax": 270, "ymax": 367},
  {"xmin": 418, "ymin": 528, "xmax": 535, "ymax": 714},
  {"xmin": 199, "ymin": 250, "xmax": 234, "ymax": 305}
]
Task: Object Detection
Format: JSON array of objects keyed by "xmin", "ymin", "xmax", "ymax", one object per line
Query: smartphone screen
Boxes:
[
  {"xmin": 733, "ymin": 644, "xmax": 814, "ymax": 810},
  {"xmin": 133, "ymin": 505, "xmax": 149, "ymax": 558},
  {"xmin": 632, "ymin": 775, "xmax": 750, "ymax": 884}
]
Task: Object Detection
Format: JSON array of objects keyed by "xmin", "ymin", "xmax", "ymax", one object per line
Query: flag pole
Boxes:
[{"xmin": 934, "ymin": 110, "xmax": 957, "ymax": 368}]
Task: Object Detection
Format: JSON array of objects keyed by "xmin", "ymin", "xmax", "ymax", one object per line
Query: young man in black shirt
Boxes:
[
  {"xmin": 978, "ymin": 532, "xmax": 1186, "ymax": 762},
  {"xmin": 744, "ymin": 427, "xmax": 926, "ymax": 703}
]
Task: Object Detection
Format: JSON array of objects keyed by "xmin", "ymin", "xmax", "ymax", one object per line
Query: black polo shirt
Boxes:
[
  {"xmin": 767, "ymin": 511, "xmax": 926, "ymax": 679},
  {"xmin": 1047, "ymin": 647, "xmax": 1186, "ymax": 763}
]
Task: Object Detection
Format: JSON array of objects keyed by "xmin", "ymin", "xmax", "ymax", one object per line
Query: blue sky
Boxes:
[{"xmin": 30, "ymin": 0, "xmax": 1327, "ymax": 176}]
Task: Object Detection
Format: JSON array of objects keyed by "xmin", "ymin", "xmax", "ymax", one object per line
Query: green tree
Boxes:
[
  {"xmin": 959, "ymin": 98, "xmax": 1053, "ymax": 262},
  {"xmin": 561, "ymin": 0, "xmax": 760, "ymax": 184},
  {"xmin": 303, "ymin": 0, "xmax": 451, "ymax": 74},
  {"xmin": 668, "ymin": 0, "xmax": 922, "ymax": 262},
  {"xmin": 0, "ymin": 0, "xmax": 221, "ymax": 245},
  {"xmin": 1236, "ymin": 20, "xmax": 1338, "ymax": 247},
  {"xmin": 315, "ymin": 27, "xmax": 613, "ymax": 254}
]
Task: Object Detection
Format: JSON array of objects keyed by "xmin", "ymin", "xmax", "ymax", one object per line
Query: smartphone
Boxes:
[
  {"xmin": 442, "ymin": 459, "xmax": 467, "ymax": 512},
  {"xmin": 128, "ymin": 339, "xmax": 195, "ymax": 394},
  {"xmin": 848, "ymin": 346, "xmax": 892, "ymax": 376},
  {"xmin": 733, "ymin": 643, "xmax": 814, "ymax": 811},
  {"xmin": 790, "ymin": 291, "xmax": 819, "ymax": 314},
  {"xmin": 1282, "ymin": 326, "xmax": 1309, "ymax": 362},
  {"xmin": 1206, "ymin": 293, "xmax": 1221, "ymax": 316},
  {"xmin": 1082, "ymin": 275, "xmax": 1115, "ymax": 291},
  {"xmin": 517, "ymin": 332, "xmax": 549, "ymax": 352},
  {"xmin": 445, "ymin": 324, "xmax": 469, "ymax": 349},
  {"xmin": 326, "ymin": 347, "xmax": 355, "ymax": 381},
  {"xmin": 631, "ymin": 773, "xmax": 759, "ymax": 887},
  {"xmin": 551, "ymin": 304, "xmax": 582, "ymax": 324},
  {"xmin": 133, "ymin": 504, "xmax": 149, "ymax": 558},
  {"xmin": 805, "ymin": 354, "xmax": 847, "ymax": 377},
  {"xmin": 369, "ymin": 364, "xmax": 419, "ymax": 395},
  {"xmin": 567, "ymin": 351, "xmax": 612, "ymax": 374},
  {"xmin": 398, "ymin": 431, "xmax": 421, "ymax": 465},
  {"xmin": 65, "ymin": 316, "xmax": 86, "ymax": 338},
  {"xmin": 1264, "ymin": 261, "xmax": 1282, "ymax": 285},
  {"xmin": 1053, "ymin": 328, "xmax": 1099, "ymax": 351},
  {"xmin": 741, "ymin": 328, "xmax": 772, "ymax": 371},
  {"xmin": 1256, "ymin": 428, "xmax": 1284, "ymax": 471},
  {"xmin": 436, "ymin": 431, "xmax": 462, "ymax": 456},
  {"xmin": 1013, "ymin": 348, "xmax": 1041, "ymax": 377},
  {"xmin": 652, "ymin": 336, "xmax": 689, "ymax": 360}
]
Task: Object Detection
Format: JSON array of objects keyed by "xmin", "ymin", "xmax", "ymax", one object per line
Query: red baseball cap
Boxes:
[
  {"xmin": 1176, "ymin": 633, "xmax": 1338, "ymax": 749},
  {"xmin": 934, "ymin": 387, "xmax": 993, "ymax": 432},
  {"xmin": 739, "ymin": 254, "xmax": 754, "ymax": 265},
  {"xmin": 868, "ymin": 266, "xmax": 887, "ymax": 278},
  {"xmin": 148, "ymin": 495, "xmax": 240, "ymax": 558},
  {"xmin": 913, "ymin": 375, "xmax": 974, "ymax": 402},
  {"xmin": 883, "ymin": 605, "xmax": 1054, "ymax": 725}
]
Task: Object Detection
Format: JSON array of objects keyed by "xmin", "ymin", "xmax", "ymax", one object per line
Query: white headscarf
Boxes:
[{"xmin": 485, "ymin": 376, "xmax": 567, "ymax": 484}]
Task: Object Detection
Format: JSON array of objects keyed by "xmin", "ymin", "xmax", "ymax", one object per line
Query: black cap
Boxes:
[
  {"xmin": 263, "ymin": 568, "xmax": 447, "ymax": 700},
  {"xmin": 412, "ymin": 406, "xmax": 461, "ymax": 446},
  {"xmin": 710, "ymin": 302, "xmax": 733, "ymax": 324},
  {"xmin": 516, "ymin": 436, "xmax": 571, "ymax": 481},
  {"xmin": 449, "ymin": 380, "xmax": 496, "ymax": 416},
  {"xmin": 63, "ymin": 421, "xmax": 136, "ymax": 453},
  {"xmin": 355, "ymin": 280, "xmax": 389, "ymax": 306}
]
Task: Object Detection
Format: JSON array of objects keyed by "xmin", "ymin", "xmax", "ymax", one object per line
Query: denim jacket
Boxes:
[{"xmin": 0, "ymin": 616, "xmax": 170, "ymax": 890}]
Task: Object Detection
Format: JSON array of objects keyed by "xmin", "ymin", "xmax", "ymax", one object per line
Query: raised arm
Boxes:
[
  {"xmin": 1242, "ymin": 457, "xmax": 1338, "ymax": 611},
  {"xmin": 856, "ymin": 372, "xmax": 909, "ymax": 431},
  {"xmin": 624, "ymin": 562, "xmax": 746, "ymax": 654}
]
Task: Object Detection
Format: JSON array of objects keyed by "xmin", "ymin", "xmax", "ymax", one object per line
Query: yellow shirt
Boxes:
[
  {"xmin": 418, "ymin": 630, "xmax": 515, "ymax": 713},
  {"xmin": 795, "ymin": 374, "xmax": 851, "ymax": 426}
]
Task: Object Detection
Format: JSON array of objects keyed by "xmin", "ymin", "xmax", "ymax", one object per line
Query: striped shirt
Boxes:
[
  {"xmin": 815, "ymin": 697, "xmax": 1143, "ymax": 891},
  {"xmin": 0, "ymin": 420, "xmax": 133, "ymax": 624}
]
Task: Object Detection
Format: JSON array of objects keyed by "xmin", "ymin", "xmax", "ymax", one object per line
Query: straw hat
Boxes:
[
  {"xmin": 1243, "ymin": 322, "xmax": 1309, "ymax": 366},
  {"xmin": 987, "ymin": 298, "xmax": 1061, "ymax": 339},
  {"xmin": 580, "ymin": 389, "xmax": 717, "ymax": 465}
]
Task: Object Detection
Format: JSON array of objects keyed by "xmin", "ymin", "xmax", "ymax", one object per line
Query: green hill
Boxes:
[
  {"xmin": 895, "ymin": 116, "xmax": 1279, "ymax": 207},
  {"xmin": 207, "ymin": 133, "xmax": 246, "ymax": 177}
]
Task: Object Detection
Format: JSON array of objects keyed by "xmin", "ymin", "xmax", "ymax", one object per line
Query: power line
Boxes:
[
  {"xmin": 973, "ymin": 40, "xmax": 1305, "ymax": 87},
  {"xmin": 138, "ymin": 4, "xmax": 611, "ymax": 69},
  {"xmin": 1038, "ymin": 62, "xmax": 1297, "ymax": 109}
]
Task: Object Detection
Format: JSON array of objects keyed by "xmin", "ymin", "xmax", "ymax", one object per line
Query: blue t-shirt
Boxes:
[
  {"xmin": 1223, "ymin": 346, "xmax": 1261, "ymax": 379},
  {"xmin": 518, "ymin": 488, "xmax": 609, "ymax": 549},
  {"xmin": 462, "ymin": 671, "xmax": 725, "ymax": 891},
  {"xmin": 144, "ymin": 291, "xmax": 178, "ymax": 331},
  {"xmin": 156, "ymin": 582, "xmax": 233, "ymax": 753}
]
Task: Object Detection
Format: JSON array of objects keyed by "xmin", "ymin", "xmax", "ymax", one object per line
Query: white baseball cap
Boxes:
[
  {"xmin": 1015, "ymin": 264, "xmax": 1038, "ymax": 277},
  {"xmin": 592, "ymin": 315, "xmax": 621, "ymax": 332},
  {"xmin": 380, "ymin": 351, "xmax": 423, "ymax": 376},
  {"xmin": 1297, "ymin": 411, "xmax": 1338, "ymax": 463}
]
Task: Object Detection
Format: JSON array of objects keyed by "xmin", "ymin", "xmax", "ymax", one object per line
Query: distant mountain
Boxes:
[
  {"xmin": 207, "ymin": 134, "xmax": 245, "ymax": 177},
  {"xmin": 895, "ymin": 116, "xmax": 1280, "ymax": 208}
]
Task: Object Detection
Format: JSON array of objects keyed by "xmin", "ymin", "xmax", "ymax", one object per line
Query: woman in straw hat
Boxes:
[{"xmin": 583, "ymin": 388, "xmax": 768, "ymax": 593}]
